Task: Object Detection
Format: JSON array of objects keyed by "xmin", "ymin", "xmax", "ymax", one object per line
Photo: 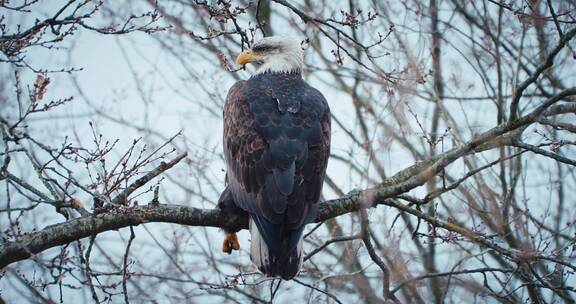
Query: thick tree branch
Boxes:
[{"xmin": 0, "ymin": 204, "xmax": 231, "ymax": 269}]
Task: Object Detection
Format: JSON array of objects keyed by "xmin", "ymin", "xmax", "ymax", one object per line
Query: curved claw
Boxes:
[{"xmin": 222, "ymin": 232, "xmax": 240, "ymax": 254}]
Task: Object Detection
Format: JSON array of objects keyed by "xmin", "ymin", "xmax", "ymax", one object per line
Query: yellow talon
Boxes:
[{"xmin": 222, "ymin": 233, "xmax": 240, "ymax": 254}]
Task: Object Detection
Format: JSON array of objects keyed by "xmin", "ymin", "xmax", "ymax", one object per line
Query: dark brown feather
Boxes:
[{"xmin": 223, "ymin": 72, "xmax": 330, "ymax": 250}]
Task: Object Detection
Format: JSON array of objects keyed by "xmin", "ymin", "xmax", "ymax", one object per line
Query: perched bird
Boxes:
[{"xmin": 219, "ymin": 36, "xmax": 331, "ymax": 279}]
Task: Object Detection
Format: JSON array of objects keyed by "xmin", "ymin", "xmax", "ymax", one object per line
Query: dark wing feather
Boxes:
[{"xmin": 223, "ymin": 81, "xmax": 266, "ymax": 216}]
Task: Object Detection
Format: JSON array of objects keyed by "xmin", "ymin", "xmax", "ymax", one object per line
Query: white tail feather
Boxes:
[
  {"xmin": 296, "ymin": 232, "xmax": 303, "ymax": 269},
  {"xmin": 249, "ymin": 218, "xmax": 269, "ymax": 270},
  {"xmin": 249, "ymin": 218, "xmax": 304, "ymax": 278}
]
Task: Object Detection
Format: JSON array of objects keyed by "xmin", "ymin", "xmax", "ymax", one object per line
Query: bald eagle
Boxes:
[{"xmin": 218, "ymin": 36, "xmax": 331, "ymax": 279}]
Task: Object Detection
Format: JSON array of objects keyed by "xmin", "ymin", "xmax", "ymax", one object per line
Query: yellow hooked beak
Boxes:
[{"xmin": 236, "ymin": 50, "xmax": 263, "ymax": 65}]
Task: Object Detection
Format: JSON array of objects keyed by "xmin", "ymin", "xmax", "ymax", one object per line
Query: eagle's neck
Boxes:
[{"xmin": 250, "ymin": 70, "xmax": 302, "ymax": 83}]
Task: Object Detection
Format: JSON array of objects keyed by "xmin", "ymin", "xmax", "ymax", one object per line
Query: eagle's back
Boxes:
[{"xmin": 223, "ymin": 72, "xmax": 330, "ymax": 279}]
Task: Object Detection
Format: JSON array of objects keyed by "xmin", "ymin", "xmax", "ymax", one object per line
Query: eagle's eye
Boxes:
[{"xmin": 252, "ymin": 44, "xmax": 274, "ymax": 53}]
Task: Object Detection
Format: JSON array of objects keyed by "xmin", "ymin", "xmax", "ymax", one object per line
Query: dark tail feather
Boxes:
[{"xmin": 249, "ymin": 217, "xmax": 303, "ymax": 280}]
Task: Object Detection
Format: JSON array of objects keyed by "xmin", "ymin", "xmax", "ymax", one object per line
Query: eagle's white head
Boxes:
[{"xmin": 236, "ymin": 36, "xmax": 303, "ymax": 75}]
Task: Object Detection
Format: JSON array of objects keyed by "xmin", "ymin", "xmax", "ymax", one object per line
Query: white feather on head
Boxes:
[{"xmin": 251, "ymin": 36, "xmax": 304, "ymax": 75}]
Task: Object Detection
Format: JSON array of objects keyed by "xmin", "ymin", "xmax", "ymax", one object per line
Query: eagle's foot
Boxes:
[{"xmin": 222, "ymin": 232, "xmax": 240, "ymax": 254}]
